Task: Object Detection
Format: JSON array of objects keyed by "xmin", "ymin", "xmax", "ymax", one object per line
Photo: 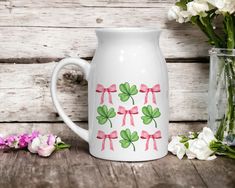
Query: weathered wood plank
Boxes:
[
  {"xmin": 0, "ymin": 7, "xmax": 174, "ymax": 28},
  {"xmin": 0, "ymin": 122, "xmax": 206, "ymax": 138},
  {"xmin": 0, "ymin": 7, "xmax": 209, "ymax": 59},
  {"xmin": 0, "ymin": 122, "xmax": 234, "ymax": 188},
  {"xmin": 2, "ymin": 0, "xmax": 175, "ymax": 8},
  {"xmin": 0, "ymin": 62, "xmax": 209, "ymax": 122}
]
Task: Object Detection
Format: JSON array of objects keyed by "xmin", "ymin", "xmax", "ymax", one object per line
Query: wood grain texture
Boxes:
[
  {"xmin": 0, "ymin": 3, "xmax": 209, "ymax": 59},
  {"xmin": 0, "ymin": 122, "xmax": 206, "ymax": 138},
  {"xmin": 2, "ymin": 0, "xmax": 174, "ymax": 8},
  {"xmin": 0, "ymin": 122, "xmax": 234, "ymax": 188},
  {"xmin": 0, "ymin": 62, "xmax": 209, "ymax": 122}
]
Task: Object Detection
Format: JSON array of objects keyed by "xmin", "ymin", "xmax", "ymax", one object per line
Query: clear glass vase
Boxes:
[{"xmin": 208, "ymin": 48, "xmax": 235, "ymax": 145}]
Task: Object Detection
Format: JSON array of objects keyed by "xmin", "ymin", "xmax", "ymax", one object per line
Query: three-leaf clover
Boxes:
[
  {"xmin": 119, "ymin": 128, "xmax": 139, "ymax": 151},
  {"xmin": 118, "ymin": 82, "xmax": 138, "ymax": 105},
  {"xmin": 96, "ymin": 105, "xmax": 116, "ymax": 128},
  {"xmin": 141, "ymin": 105, "xmax": 161, "ymax": 128}
]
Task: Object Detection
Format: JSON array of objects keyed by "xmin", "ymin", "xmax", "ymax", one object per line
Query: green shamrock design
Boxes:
[
  {"xmin": 119, "ymin": 128, "xmax": 139, "ymax": 151},
  {"xmin": 96, "ymin": 105, "xmax": 116, "ymax": 128},
  {"xmin": 118, "ymin": 82, "xmax": 138, "ymax": 105},
  {"xmin": 141, "ymin": 105, "xmax": 161, "ymax": 128}
]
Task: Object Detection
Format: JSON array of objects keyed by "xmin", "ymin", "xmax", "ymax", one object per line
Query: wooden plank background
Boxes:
[
  {"xmin": 0, "ymin": 0, "xmax": 209, "ymax": 131},
  {"xmin": 2, "ymin": 1, "xmax": 235, "ymax": 188}
]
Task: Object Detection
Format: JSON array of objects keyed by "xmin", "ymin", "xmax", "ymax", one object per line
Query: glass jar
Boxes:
[{"xmin": 208, "ymin": 48, "xmax": 235, "ymax": 145}]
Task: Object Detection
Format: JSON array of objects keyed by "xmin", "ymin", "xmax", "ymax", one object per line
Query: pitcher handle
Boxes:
[{"xmin": 51, "ymin": 58, "xmax": 90, "ymax": 142}]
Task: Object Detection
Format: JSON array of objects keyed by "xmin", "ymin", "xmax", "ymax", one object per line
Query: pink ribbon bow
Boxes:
[
  {"xmin": 96, "ymin": 84, "xmax": 117, "ymax": 104},
  {"xmin": 96, "ymin": 130, "xmax": 118, "ymax": 151},
  {"xmin": 117, "ymin": 106, "xmax": 138, "ymax": 126},
  {"xmin": 139, "ymin": 84, "xmax": 160, "ymax": 104},
  {"xmin": 141, "ymin": 130, "xmax": 162, "ymax": 151}
]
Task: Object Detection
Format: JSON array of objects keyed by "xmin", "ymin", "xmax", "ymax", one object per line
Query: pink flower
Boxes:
[
  {"xmin": 18, "ymin": 134, "xmax": 30, "ymax": 148},
  {"xmin": 28, "ymin": 134, "xmax": 56, "ymax": 157},
  {"xmin": 5, "ymin": 135, "xmax": 19, "ymax": 148},
  {"xmin": 37, "ymin": 145, "xmax": 55, "ymax": 157}
]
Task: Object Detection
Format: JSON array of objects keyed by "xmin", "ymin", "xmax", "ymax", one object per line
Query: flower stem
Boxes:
[
  {"xmin": 130, "ymin": 96, "xmax": 135, "ymax": 105},
  {"xmin": 131, "ymin": 142, "xmax": 136, "ymax": 152},
  {"xmin": 108, "ymin": 119, "xmax": 112, "ymax": 128},
  {"xmin": 153, "ymin": 118, "xmax": 157, "ymax": 128}
]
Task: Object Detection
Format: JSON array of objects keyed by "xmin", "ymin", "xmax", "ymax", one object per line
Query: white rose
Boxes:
[
  {"xmin": 186, "ymin": 138, "xmax": 215, "ymax": 160},
  {"xmin": 168, "ymin": 6, "xmax": 190, "ymax": 23},
  {"xmin": 207, "ymin": 0, "xmax": 235, "ymax": 14},
  {"xmin": 168, "ymin": 136, "xmax": 186, "ymax": 160},
  {"xmin": 187, "ymin": 0, "xmax": 210, "ymax": 16},
  {"xmin": 198, "ymin": 127, "xmax": 217, "ymax": 144}
]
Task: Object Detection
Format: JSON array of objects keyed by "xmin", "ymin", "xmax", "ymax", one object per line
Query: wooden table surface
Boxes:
[
  {"xmin": 0, "ymin": 0, "xmax": 235, "ymax": 188},
  {"xmin": 0, "ymin": 123, "xmax": 234, "ymax": 188},
  {"xmin": 0, "ymin": 137, "xmax": 235, "ymax": 188}
]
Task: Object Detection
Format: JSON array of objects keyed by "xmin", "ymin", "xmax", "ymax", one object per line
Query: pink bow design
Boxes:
[
  {"xmin": 139, "ymin": 84, "xmax": 160, "ymax": 104},
  {"xmin": 96, "ymin": 84, "xmax": 117, "ymax": 104},
  {"xmin": 96, "ymin": 130, "xmax": 118, "ymax": 151},
  {"xmin": 141, "ymin": 130, "xmax": 162, "ymax": 151},
  {"xmin": 117, "ymin": 106, "xmax": 138, "ymax": 126}
]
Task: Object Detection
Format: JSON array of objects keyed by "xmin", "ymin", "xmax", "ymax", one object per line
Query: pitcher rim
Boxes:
[{"xmin": 95, "ymin": 27, "xmax": 161, "ymax": 33}]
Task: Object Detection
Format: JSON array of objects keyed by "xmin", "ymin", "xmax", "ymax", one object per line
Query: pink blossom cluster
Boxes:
[{"xmin": 0, "ymin": 132, "xmax": 69, "ymax": 157}]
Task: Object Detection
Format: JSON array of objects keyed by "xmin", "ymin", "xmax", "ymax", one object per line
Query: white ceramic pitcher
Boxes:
[{"xmin": 51, "ymin": 28, "xmax": 169, "ymax": 161}]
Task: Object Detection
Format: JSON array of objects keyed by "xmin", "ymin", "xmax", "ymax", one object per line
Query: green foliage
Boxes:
[
  {"xmin": 96, "ymin": 105, "xmax": 116, "ymax": 128},
  {"xmin": 118, "ymin": 82, "xmax": 138, "ymax": 105},
  {"xmin": 119, "ymin": 129, "xmax": 139, "ymax": 151},
  {"xmin": 55, "ymin": 142, "xmax": 71, "ymax": 151},
  {"xmin": 141, "ymin": 105, "xmax": 161, "ymax": 128},
  {"xmin": 175, "ymin": 0, "xmax": 192, "ymax": 10}
]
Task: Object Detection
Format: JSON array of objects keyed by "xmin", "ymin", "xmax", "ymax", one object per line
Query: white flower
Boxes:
[
  {"xmin": 168, "ymin": 136, "xmax": 186, "ymax": 159},
  {"xmin": 186, "ymin": 138, "xmax": 215, "ymax": 160},
  {"xmin": 207, "ymin": 0, "xmax": 235, "ymax": 14},
  {"xmin": 198, "ymin": 127, "xmax": 217, "ymax": 144},
  {"xmin": 27, "ymin": 134, "xmax": 56, "ymax": 157},
  {"xmin": 187, "ymin": 0, "xmax": 210, "ymax": 17},
  {"xmin": 168, "ymin": 6, "xmax": 190, "ymax": 23},
  {"xmin": 37, "ymin": 145, "xmax": 55, "ymax": 157},
  {"xmin": 28, "ymin": 136, "xmax": 41, "ymax": 153}
]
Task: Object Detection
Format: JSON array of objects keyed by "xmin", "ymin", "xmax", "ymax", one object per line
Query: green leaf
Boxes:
[
  {"xmin": 152, "ymin": 108, "xmax": 161, "ymax": 118},
  {"xmin": 96, "ymin": 105, "xmax": 116, "ymax": 127},
  {"xmin": 124, "ymin": 82, "xmax": 130, "ymax": 92},
  {"xmin": 97, "ymin": 106, "xmax": 107, "ymax": 117},
  {"xmin": 131, "ymin": 131, "xmax": 139, "ymax": 142},
  {"xmin": 120, "ymin": 129, "xmax": 129, "ymax": 140},
  {"xmin": 107, "ymin": 107, "xmax": 116, "ymax": 118},
  {"xmin": 130, "ymin": 85, "xmax": 138, "ymax": 95},
  {"xmin": 55, "ymin": 142, "xmax": 71, "ymax": 151},
  {"xmin": 118, "ymin": 82, "xmax": 138, "ymax": 104},
  {"xmin": 175, "ymin": 0, "xmax": 191, "ymax": 10},
  {"xmin": 119, "ymin": 83, "xmax": 129, "ymax": 94},
  {"xmin": 96, "ymin": 116, "xmax": 107, "ymax": 124},
  {"xmin": 119, "ymin": 140, "xmax": 131, "ymax": 148},
  {"xmin": 141, "ymin": 116, "xmax": 152, "ymax": 124},
  {"xmin": 142, "ymin": 106, "xmax": 151, "ymax": 117},
  {"xmin": 118, "ymin": 93, "xmax": 130, "ymax": 102},
  {"xmin": 119, "ymin": 129, "xmax": 139, "ymax": 151},
  {"xmin": 147, "ymin": 105, "xmax": 153, "ymax": 115},
  {"xmin": 141, "ymin": 105, "xmax": 161, "ymax": 126}
]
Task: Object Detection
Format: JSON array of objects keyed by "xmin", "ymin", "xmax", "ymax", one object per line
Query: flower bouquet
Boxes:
[{"xmin": 168, "ymin": 0, "xmax": 235, "ymax": 159}]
